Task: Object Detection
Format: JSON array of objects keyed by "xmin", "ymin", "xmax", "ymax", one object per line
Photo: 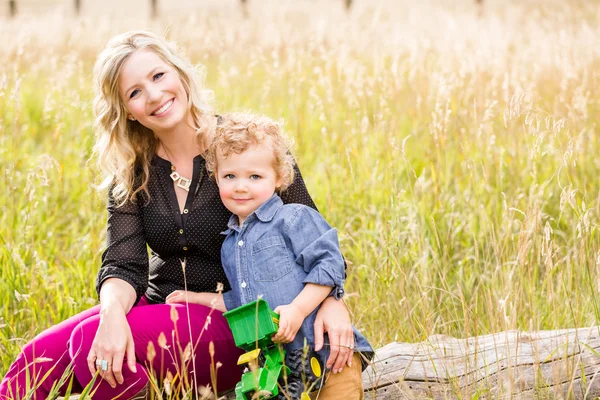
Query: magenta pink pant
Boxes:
[{"xmin": 0, "ymin": 297, "xmax": 242, "ymax": 399}]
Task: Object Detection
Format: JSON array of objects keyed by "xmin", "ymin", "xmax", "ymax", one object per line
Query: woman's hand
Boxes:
[
  {"xmin": 88, "ymin": 278, "xmax": 138, "ymax": 388},
  {"xmin": 166, "ymin": 290, "xmax": 227, "ymax": 312},
  {"xmin": 87, "ymin": 306, "xmax": 137, "ymax": 388},
  {"xmin": 165, "ymin": 290, "xmax": 199, "ymax": 305},
  {"xmin": 314, "ymin": 296, "xmax": 354, "ymax": 374}
]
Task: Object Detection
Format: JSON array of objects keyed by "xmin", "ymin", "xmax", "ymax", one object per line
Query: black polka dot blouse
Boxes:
[{"xmin": 96, "ymin": 154, "xmax": 317, "ymax": 305}]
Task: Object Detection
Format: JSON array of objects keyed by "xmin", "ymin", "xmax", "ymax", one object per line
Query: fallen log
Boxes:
[
  {"xmin": 60, "ymin": 327, "xmax": 600, "ymax": 399},
  {"xmin": 362, "ymin": 327, "xmax": 600, "ymax": 399}
]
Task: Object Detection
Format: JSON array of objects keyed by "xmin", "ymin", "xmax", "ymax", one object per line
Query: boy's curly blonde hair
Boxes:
[{"xmin": 206, "ymin": 112, "xmax": 295, "ymax": 191}]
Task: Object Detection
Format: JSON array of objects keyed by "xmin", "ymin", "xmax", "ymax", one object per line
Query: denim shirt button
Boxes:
[
  {"xmin": 241, "ymin": 281, "xmax": 247, "ymax": 288},
  {"xmin": 238, "ymin": 240, "xmax": 244, "ymax": 246}
]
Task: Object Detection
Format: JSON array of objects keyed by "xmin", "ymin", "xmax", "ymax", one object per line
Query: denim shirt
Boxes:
[{"xmin": 221, "ymin": 194, "xmax": 373, "ymax": 367}]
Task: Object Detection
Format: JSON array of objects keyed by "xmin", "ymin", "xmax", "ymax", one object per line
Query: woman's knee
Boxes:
[
  {"xmin": 13, "ymin": 326, "xmax": 73, "ymax": 368},
  {"xmin": 0, "ymin": 324, "xmax": 78, "ymax": 398},
  {"xmin": 68, "ymin": 315, "xmax": 100, "ymax": 362}
]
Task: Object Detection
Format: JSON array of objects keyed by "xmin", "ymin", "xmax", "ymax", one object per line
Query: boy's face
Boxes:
[{"xmin": 215, "ymin": 141, "xmax": 282, "ymax": 225}]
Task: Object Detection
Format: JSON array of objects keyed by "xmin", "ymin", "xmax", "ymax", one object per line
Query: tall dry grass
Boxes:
[{"xmin": 1, "ymin": 0, "xmax": 599, "ymax": 396}]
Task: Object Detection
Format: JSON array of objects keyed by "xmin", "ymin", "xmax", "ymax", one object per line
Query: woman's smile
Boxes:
[{"xmin": 151, "ymin": 98, "xmax": 174, "ymax": 116}]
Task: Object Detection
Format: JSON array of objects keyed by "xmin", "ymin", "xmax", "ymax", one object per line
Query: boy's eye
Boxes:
[
  {"xmin": 153, "ymin": 72, "xmax": 164, "ymax": 81},
  {"xmin": 129, "ymin": 89, "xmax": 140, "ymax": 99},
  {"xmin": 250, "ymin": 175, "xmax": 261, "ymax": 180},
  {"xmin": 224, "ymin": 174, "xmax": 235, "ymax": 179}
]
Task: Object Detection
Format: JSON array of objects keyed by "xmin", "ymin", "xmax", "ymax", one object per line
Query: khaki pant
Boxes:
[{"xmin": 312, "ymin": 354, "xmax": 363, "ymax": 399}]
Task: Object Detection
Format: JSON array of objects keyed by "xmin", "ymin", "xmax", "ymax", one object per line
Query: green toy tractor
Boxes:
[{"xmin": 223, "ymin": 299, "xmax": 324, "ymax": 400}]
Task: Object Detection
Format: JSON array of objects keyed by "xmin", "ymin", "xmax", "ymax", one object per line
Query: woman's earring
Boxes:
[{"xmin": 129, "ymin": 117, "xmax": 136, "ymax": 121}]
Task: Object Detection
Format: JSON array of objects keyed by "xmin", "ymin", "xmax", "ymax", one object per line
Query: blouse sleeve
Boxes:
[
  {"xmin": 96, "ymin": 190, "xmax": 149, "ymax": 305},
  {"xmin": 279, "ymin": 163, "xmax": 318, "ymax": 210}
]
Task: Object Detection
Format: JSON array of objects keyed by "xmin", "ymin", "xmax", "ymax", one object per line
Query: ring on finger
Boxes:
[{"xmin": 95, "ymin": 359, "xmax": 111, "ymax": 372}]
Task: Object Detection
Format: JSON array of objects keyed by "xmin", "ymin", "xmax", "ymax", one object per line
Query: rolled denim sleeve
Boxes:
[
  {"xmin": 285, "ymin": 206, "xmax": 345, "ymax": 299},
  {"xmin": 222, "ymin": 290, "xmax": 241, "ymax": 311}
]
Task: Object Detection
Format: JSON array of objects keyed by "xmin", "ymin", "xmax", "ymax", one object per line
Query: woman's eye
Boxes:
[
  {"xmin": 250, "ymin": 175, "xmax": 261, "ymax": 180},
  {"xmin": 129, "ymin": 89, "xmax": 140, "ymax": 99},
  {"xmin": 153, "ymin": 72, "xmax": 164, "ymax": 81},
  {"xmin": 224, "ymin": 174, "xmax": 235, "ymax": 179}
]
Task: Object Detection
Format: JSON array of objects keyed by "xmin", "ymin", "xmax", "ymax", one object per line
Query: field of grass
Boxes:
[{"xmin": 1, "ymin": 0, "xmax": 599, "ymax": 396}]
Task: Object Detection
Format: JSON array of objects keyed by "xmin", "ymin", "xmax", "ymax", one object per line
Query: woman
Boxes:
[{"xmin": 0, "ymin": 31, "xmax": 356, "ymax": 399}]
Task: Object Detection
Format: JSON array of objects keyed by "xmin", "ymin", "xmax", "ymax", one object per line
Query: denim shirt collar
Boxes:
[{"xmin": 222, "ymin": 194, "xmax": 284, "ymax": 234}]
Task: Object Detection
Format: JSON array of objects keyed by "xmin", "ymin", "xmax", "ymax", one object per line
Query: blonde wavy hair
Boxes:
[
  {"xmin": 205, "ymin": 112, "xmax": 295, "ymax": 191},
  {"xmin": 92, "ymin": 30, "xmax": 215, "ymax": 205}
]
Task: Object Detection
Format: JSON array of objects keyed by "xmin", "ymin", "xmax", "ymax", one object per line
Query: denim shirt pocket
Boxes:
[{"xmin": 251, "ymin": 236, "xmax": 293, "ymax": 282}]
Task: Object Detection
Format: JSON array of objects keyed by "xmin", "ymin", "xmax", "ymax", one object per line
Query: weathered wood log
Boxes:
[{"xmin": 362, "ymin": 327, "xmax": 600, "ymax": 399}]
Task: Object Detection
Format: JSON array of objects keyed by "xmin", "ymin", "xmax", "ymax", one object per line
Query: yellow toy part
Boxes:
[
  {"xmin": 301, "ymin": 393, "xmax": 311, "ymax": 400},
  {"xmin": 310, "ymin": 357, "xmax": 322, "ymax": 378},
  {"xmin": 237, "ymin": 348, "xmax": 261, "ymax": 365}
]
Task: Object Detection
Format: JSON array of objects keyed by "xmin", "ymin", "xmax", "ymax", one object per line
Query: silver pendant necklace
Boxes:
[
  {"xmin": 162, "ymin": 144, "xmax": 191, "ymax": 192},
  {"xmin": 170, "ymin": 168, "xmax": 191, "ymax": 192}
]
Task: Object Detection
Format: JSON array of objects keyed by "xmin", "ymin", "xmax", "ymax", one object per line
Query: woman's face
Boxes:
[{"xmin": 118, "ymin": 49, "xmax": 188, "ymax": 135}]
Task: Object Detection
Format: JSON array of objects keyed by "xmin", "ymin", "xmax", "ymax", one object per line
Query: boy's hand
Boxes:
[
  {"xmin": 272, "ymin": 304, "xmax": 305, "ymax": 343},
  {"xmin": 165, "ymin": 290, "xmax": 199, "ymax": 305}
]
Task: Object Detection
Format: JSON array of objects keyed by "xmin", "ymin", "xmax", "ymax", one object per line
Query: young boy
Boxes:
[{"xmin": 166, "ymin": 113, "xmax": 373, "ymax": 398}]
